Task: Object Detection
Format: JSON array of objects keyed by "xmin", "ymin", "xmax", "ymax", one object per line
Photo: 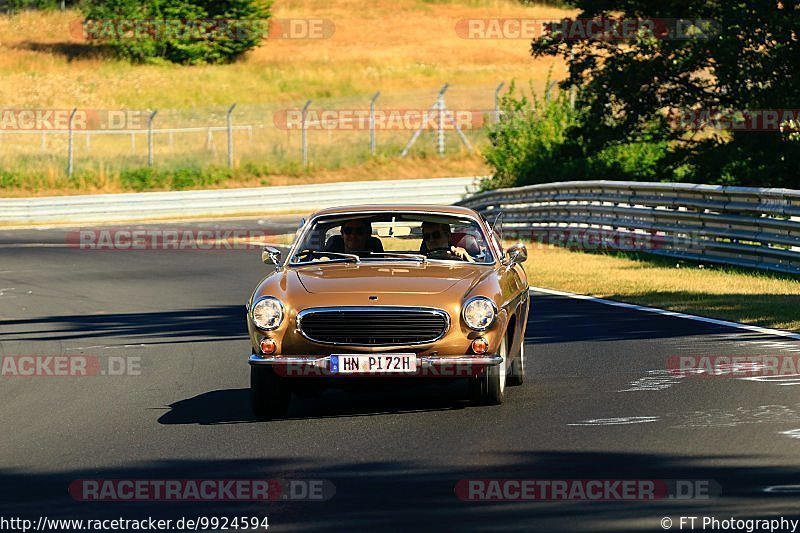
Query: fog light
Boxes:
[
  {"xmin": 471, "ymin": 337, "xmax": 489, "ymax": 355},
  {"xmin": 259, "ymin": 337, "xmax": 277, "ymax": 355}
]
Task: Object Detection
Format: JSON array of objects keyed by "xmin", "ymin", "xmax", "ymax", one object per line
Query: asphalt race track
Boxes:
[{"xmin": 2, "ymin": 218, "xmax": 800, "ymax": 532}]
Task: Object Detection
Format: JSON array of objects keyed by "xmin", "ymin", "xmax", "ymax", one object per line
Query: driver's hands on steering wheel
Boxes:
[{"xmin": 427, "ymin": 245, "xmax": 474, "ymax": 262}]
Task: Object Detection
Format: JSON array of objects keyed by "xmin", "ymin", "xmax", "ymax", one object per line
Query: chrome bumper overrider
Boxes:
[{"xmin": 248, "ymin": 354, "xmax": 502, "ymax": 367}]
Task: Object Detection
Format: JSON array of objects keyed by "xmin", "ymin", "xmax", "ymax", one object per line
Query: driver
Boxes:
[
  {"xmin": 324, "ymin": 219, "xmax": 384, "ymax": 254},
  {"xmin": 420, "ymin": 221, "xmax": 474, "ymax": 262}
]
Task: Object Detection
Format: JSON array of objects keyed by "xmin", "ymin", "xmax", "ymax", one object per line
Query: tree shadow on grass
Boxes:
[{"xmin": 14, "ymin": 41, "xmax": 116, "ymax": 62}]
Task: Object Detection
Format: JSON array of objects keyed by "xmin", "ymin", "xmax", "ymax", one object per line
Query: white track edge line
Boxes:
[{"xmin": 529, "ymin": 285, "xmax": 800, "ymax": 341}]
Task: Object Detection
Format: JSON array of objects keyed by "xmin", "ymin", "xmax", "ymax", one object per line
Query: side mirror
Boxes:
[
  {"xmin": 506, "ymin": 243, "xmax": 527, "ymax": 265},
  {"xmin": 261, "ymin": 246, "xmax": 282, "ymax": 267}
]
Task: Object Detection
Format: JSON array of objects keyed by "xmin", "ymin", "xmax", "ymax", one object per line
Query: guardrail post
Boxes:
[
  {"xmin": 370, "ymin": 91, "xmax": 380, "ymax": 156},
  {"xmin": 227, "ymin": 103, "xmax": 237, "ymax": 168},
  {"xmin": 67, "ymin": 108, "xmax": 77, "ymax": 178},
  {"xmin": 494, "ymin": 82, "xmax": 505, "ymax": 123},
  {"xmin": 301, "ymin": 99, "xmax": 312, "ymax": 167}
]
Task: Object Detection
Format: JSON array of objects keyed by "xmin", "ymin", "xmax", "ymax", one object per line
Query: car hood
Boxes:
[{"xmin": 294, "ymin": 262, "xmax": 491, "ymax": 295}]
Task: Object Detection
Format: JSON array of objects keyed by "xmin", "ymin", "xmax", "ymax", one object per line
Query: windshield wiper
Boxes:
[
  {"xmin": 366, "ymin": 252, "xmax": 427, "ymax": 262},
  {"xmin": 293, "ymin": 250, "xmax": 360, "ymax": 263}
]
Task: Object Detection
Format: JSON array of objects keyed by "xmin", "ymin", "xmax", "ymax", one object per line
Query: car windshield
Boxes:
[{"xmin": 290, "ymin": 213, "xmax": 495, "ymax": 265}]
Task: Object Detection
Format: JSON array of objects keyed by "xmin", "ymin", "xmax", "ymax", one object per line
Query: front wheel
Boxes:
[
  {"xmin": 251, "ymin": 366, "xmax": 291, "ymax": 420},
  {"xmin": 507, "ymin": 335, "xmax": 526, "ymax": 386},
  {"xmin": 468, "ymin": 334, "xmax": 507, "ymax": 405}
]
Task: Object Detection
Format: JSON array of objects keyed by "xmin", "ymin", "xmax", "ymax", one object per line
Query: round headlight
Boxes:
[
  {"xmin": 462, "ymin": 297, "xmax": 496, "ymax": 331},
  {"xmin": 251, "ymin": 297, "xmax": 284, "ymax": 330}
]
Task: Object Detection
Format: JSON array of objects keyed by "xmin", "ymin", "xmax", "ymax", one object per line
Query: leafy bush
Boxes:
[
  {"xmin": 481, "ymin": 81, "xmax": 580, "ymax": 190},
  {"xmin": 0, "ymin": 170, "xmax": 24, "ymax": 188},
  {"xmin": 482, "ymin": 79, "xmax": 676, "ymax": 190},
  {"xmin": 119, "ymin": 166, "xmax": 231, "ymax": 191},
  {"xmin": 79, "ymin": 0, "xmax": 272, "ymax": 64},
  {"xmin": 119, "ymin": 167, "xmax": 168, "ymax": 190}
]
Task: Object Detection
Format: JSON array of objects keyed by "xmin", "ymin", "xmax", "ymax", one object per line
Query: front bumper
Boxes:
[{"xmin": 249, "ymin": 354, "xmax": 502, "ymax": 369}]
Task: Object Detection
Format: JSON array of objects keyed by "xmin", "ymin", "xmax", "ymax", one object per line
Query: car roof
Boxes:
[{"xmin": 310, "ymin": 204, "xmax": 482, "ymax": 218}]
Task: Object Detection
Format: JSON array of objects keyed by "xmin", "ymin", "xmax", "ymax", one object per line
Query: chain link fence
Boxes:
[{"xmin": 0, "ymin": 83, "xmax": 504, "ymax": 179}]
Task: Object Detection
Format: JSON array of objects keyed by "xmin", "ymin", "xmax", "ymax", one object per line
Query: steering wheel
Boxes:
[{"xmin": 426, "ymin": 247, "xmax": 457, "ymax": 260}]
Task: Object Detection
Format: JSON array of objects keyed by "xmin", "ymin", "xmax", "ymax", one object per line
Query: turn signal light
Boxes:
[
  {"xmin": 471, "ymin": 337, "xmax": 489, "ymax": 355},
  {"xmin": 259, "ymin": 337, "xmax": 277, "ymax": 355}
]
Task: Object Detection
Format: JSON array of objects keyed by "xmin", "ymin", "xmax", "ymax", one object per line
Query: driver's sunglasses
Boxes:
[
  {"xmin": 342, "ymin": 227, "xmax": 368, "ymax": 236},
  {"xmin": 422, "ymin": 230, "xmax": 442, "ymax": 240}
]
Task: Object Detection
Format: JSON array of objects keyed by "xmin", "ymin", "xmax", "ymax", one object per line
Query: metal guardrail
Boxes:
[
  {"xmin": 0, "ymin": 177, "xmax": 481, "ymax": 225},
  {"xmin": 458, "ymin": 180, "xmax": 800, "ymax": 275}
]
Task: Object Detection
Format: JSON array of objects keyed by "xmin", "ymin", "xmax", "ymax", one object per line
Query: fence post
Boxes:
[
  {"xmin": 569, "ymin": 51, "xmax": 576, "ymax": 110},
  {"xmin": 227, "ymin": 103, "xmax": 237, "ymax": 168},
  {"xmin": 67, "ymin": 108, "xmax": 77, "ymax": 178},
  {"xmin": 370, "ymin": 91, "xmax": 380, "ymax": 156},
  {"xmin": 148, "ymin": 109, "xmax": 158, "ymax": 167},
  {"xmin": 437, "ymin": 86, "xmax": 447, "ymax": 156},
  {"xmin": 494, "ymin": 82, "xmax": 505, "ymax": 123},
  {"xmin": 301, "ymin": 99, "xmax": 311, "ymax": 167},
  {"xmin": 545, "ymin": 80, "xmax": 557, "ymax": 102},
  {"xmin": 401, "ymin": 83, "xmax": 448, "ymax": 157}
]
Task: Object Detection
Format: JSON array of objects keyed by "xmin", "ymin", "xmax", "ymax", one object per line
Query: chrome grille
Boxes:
[{"xmin": 297, "ymin": 307, "xmax": 449, "ymax": 346}]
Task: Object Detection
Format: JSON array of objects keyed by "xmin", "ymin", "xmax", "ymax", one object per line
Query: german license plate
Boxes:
[{"xmin": 330, "ymin": 354, "xmax": 417, "ymax": 374}]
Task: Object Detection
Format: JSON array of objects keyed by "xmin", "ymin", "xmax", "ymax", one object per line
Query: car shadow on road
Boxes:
[
  {"xmin": 157, "ymin": 383, "xmax": 471, "ymax": 425},
  {"xmin": 0, "ymin": 305, "xmax": 248, "ymax": 344},
  {"xmin": 3, "ymin": 451, "xmax": 800, "ymax": 532}
]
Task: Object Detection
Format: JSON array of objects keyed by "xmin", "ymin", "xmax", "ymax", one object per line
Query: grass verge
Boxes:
[
  {"xmin": 0, "ymin": 152, "xmax": 489, "ymax": 196},
  {"xmin": 520, "ymin": 244, "xmax": 800, "ymax": 331}
]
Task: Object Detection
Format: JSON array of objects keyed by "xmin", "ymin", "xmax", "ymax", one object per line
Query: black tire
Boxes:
[
  {"xmin": 251, "ymin": 366, "xmax": 291, "ymax": 420},
  {"xmin": 507, "ymin": 335, "xmax": 526, "ymax": 386},
  {"xmin": 468, "ymin": 334, "xmax": 507, "ymax": 405}
]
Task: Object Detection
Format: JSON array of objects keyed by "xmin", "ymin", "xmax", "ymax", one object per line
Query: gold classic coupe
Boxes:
[{"xmin": 246, "ymin": 205, "xmax": 529, "ymax": 419}]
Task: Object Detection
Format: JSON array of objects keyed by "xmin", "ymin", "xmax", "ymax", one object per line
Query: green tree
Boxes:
[
  {"xmin": 79, "ymin": 0, "xmax": 271, "ymax": 64},
  {"xmin": 529, "ymin": 0, "xmax": 800, "ymax": 187}
]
